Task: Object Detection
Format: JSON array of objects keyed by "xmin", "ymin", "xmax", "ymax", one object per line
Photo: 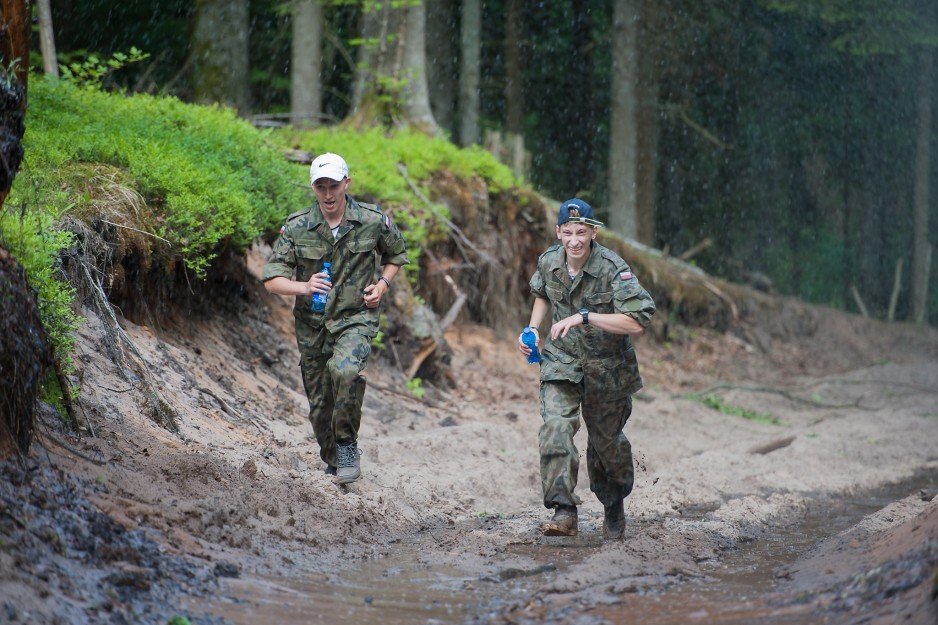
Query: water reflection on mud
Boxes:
[
  {"xmin": 196, "ymin": 545, "xmax": 542, "ymax": 625},
  {"xmin": 195, "ymin": 475, "xmax": 934, "ymax": 625}
]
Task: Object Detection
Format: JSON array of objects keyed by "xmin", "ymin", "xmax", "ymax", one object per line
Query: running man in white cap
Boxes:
[{"xmin": 263, "ymin": 153, "xmax": 409, "ymax": 484}]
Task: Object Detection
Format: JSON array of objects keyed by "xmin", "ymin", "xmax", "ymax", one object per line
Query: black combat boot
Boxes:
[{"xmin": 603, "ymin": 499, "xmax": 625, "ymax": 540}]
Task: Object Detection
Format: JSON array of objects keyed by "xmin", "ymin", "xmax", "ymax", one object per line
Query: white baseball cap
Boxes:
[{"xmin": 310, "ymin": 152, "xmax": 349, "ymax": 184}]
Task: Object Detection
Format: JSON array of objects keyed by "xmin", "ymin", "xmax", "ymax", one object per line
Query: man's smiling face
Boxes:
[{"xmin": 556, "ymin": 222, "xmax": 597, "ymax": 263}]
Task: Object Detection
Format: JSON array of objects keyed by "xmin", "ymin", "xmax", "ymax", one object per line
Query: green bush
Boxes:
[
  {"xmin": 0, "ymin": 207, "xmax": 81, "ymax": 363},
  {"xmin": 13, "ymin": 77, "xmax": 307, "ymax": 272},
  {"xmin": 2, "ymin": 75, "xmax": 308, "ymax": 361}
]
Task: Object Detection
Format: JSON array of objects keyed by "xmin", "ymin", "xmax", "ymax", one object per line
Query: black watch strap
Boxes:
[{"xmin": 579, "ymin": 308, "xmax": 589, "ymax": 325}]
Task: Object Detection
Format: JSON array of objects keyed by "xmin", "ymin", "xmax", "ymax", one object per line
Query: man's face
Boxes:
[
  {"xmin": 556, "ymin": 222, "xmax": 597, "ymax": 262},
  {"xmin": 312, "ymin": 177, "xmax": 350, "ymax": 213}
]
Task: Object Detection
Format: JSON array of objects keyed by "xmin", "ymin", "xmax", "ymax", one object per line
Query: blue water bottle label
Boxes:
[
  {"xmin": 311, "ymin": 262, "xmax": 331, "ymax": 312},
  {"xmin": 522, "ymin": 327, "xmax": 540, "ymax": 365}
]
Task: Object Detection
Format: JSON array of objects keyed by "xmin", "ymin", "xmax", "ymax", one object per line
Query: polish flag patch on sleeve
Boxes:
[
  {"xmin": 619, "ymin": 271, "xmax": 633, "ymax": 280},
  {"xmin": 383, "ymin": 214, "xmax": 392, "ymax": 228},
  {"xmin": 279, "ymin": 224, "xmax": 286, "ymax": 234}
]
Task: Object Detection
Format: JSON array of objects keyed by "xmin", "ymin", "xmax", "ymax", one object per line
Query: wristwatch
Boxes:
[{"xmin": 579, "ymin": 308, "xmax": 590, "ymax": 325}]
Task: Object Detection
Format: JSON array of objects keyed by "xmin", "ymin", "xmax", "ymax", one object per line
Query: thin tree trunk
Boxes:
[
  {"xmin": 37, "ymin": 0, "xmax": 58, "ymax": 77},
  {"xmin": 911, "ymin": 43, "xmax": 933, "ymax": 323},
  {"xmin": 608, "ymin": 0, "xmax": 640, "ymax": 239},
  {"xmin": 426, "ymin": 0, "xmax": 457, "ymax": 135},
  {"xmin": 290, "ymin": 0, "xmax": 322, "ymax": 128},
  {"xmin": 459, "ymin": 0, "xmax": 481, "ymax": 146},
  {"xmin": 192, "ymin": 0, "xmax": 250, "ymax": 112},
  {"xmin": 635, "ymin": 0, "xmax": 659, "ymax": 245},
  {"xmin": 505, "ymin": 0, "xmax": 523, "ymax": 135}
]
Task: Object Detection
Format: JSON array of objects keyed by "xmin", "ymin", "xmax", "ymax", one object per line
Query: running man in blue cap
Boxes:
[{"xmin": 519, "ymin": 198, "xmax": 656, "ymax": 539}]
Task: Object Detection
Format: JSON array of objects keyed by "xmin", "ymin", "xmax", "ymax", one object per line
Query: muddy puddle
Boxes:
[
  {"xmin": 188, "ymin": 541, "xmax": 542, "ymax": 625},
  {"xmin": 190, "ymin": 475, "xmax": 934, "ymax": 625}
]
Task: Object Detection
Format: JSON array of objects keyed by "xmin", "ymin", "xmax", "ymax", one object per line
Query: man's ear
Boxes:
[
  {"xmin": 555, "ymin": 225, "xmax": 562, "ymax": 240},
  {"xmin": 591, "ymin": 227, "xmax": 598, "ymax": 240}
]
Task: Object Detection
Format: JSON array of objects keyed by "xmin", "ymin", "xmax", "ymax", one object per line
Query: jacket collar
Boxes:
[
  {"xmin": 307, "ymin": 195, "xmax": 361, "ymax": 229},
  {"xmin": 551, "ymin": 242, "xmax": 602, "ymax": 278}
]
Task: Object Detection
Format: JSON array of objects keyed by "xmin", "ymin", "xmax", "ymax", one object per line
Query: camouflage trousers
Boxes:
[
  {"xmin": 297, "ymin": 321, "xmax": 374, "ymax": 467},
  {"xmin": 538, "ymin": 379, "xmax": 634, "ymax": 508}
]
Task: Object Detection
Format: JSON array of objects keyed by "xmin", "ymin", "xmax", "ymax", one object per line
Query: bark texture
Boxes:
[
  {"xmin": 459, "ymin": 0, "xmax": 481, "ymax": 146},
  {"xmin": 911, "ymin": 43, "xmax": 933, "ymax": 323},
  {"xmin": 290, "ymin": 0, "xmax": 323, "ymax": 127},
  {"xmin": 192, "ymin": 0, "xmax": 250, "ymax": 112}
]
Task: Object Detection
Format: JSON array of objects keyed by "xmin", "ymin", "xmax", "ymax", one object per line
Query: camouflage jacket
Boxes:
[
  {"xmin": 529, "ymin": 242, "xmax": 656, "ymax": 395},
  {"xmin": 262, "ymin": 196, "xmax": 409, "ymax": 333}
]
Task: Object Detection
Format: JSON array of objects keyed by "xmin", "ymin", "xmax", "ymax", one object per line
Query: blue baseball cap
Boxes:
[{"xmin": 557, "ymin": 198, "xmax": 604, "ymax": 227}]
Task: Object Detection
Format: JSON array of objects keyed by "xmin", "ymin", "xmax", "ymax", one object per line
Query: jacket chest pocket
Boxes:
[
  {"xmin": 295, "ymin": 244, "xmax": 328, "ymax": 282},
  {"xmin": 546, "ymin": 284, "xmax": 567, "ymax": 305},
  {"xmin": 584, "ymin": 290, "xmax": 614, "ymax": 313},
  {"xmin": 347, "ymin": 237, "xmax": 377, "ymax": 254}
]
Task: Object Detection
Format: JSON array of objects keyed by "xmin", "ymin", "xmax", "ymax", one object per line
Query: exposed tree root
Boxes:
[
  {"xmin": 71, "ymin": 234, "xmax": 180, "ymax": 432},
  {"xmin": 199, "ymin": 387, "xmax": 268, "ymax": 433},
  {"xmin": 682, "ymin": 382, "xmax": 876, "ymax": 411}
]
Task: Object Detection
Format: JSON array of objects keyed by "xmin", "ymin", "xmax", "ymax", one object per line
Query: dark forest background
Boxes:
[{"xmin": 38, "ymin": 0, "xmax": 938, "ymax": 324}]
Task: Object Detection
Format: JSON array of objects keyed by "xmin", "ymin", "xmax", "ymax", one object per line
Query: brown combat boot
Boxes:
[
  {"xmin": 602, "ymin": 499, "xmax": 625, "ymax": 540},
  {"xmin": 335, "ymin": 442, "xmax": 361, "ymax": 484},
  {"xmin": 543, "ymin": 505, "xmax": 578, "ymax": 536}
]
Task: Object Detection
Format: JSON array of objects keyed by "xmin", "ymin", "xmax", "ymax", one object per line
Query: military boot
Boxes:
[
  {"xmin": 602, "ymin": 499, "xmax": 626, "ymax": 540},
  {"xmin": 543, "ymin": 505, "xmax": 578, "ymax": 536},
  {"xmin": 335, "ymin": 442, "xmax": 361, "ymax": 484}
]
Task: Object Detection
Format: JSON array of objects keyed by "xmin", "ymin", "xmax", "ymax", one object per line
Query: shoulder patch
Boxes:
[{"xmin": 619, "ymin": 270, "xmax": 634, "ymax": 281}]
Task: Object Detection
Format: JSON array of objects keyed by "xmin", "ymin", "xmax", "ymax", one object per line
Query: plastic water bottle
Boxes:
[
  {"xmin": 311, "ymin": 262, "xmax": 331, "ymax": 312},
  {"xmin": 521, "ymin": 327, "xmax": 540, "ymax": 364}
]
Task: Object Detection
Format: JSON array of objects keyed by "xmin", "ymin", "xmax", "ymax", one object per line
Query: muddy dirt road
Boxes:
[{"xmin": 1, "ymin": 256, "xmax": 937, "ymax": 625}]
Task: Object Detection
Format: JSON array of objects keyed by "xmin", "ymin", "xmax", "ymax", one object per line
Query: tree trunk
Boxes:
[
  {"xmin": 0, "ymin": 0, "xmax": 28, "ymax": 208},
  {"xmin": 911, "ymin": 43, "xmax": 933, "ymax": 323},
  {"xmin": 348, "ymin": 2, "xmax": 440, "ymax": 134},
  {"xmin": 505, "ymin": 0, "xmax": 523, "ymax": 135},
  {"xmin": 37, "ymin": 0, "xmax": 58, "ymax": 77},
  {"xmin": 351, "ymin": 5, "xmax": 386, "ymax": 112},
  {"xmin": 459, "ymin": 0, "xmax": 481, "ymax": 146},
  {"xmin": 608, "ymin": 0, "xmax": 640, "ymax": 239},
  {"xmin": 426, "ymin": 0, "xmax": 457, "ymax": 135},
  {"xmin": 635, "ymin": 0, "xmax": 659, "ymax": 245},
  {"xmin": 401, "ymin": 2, "xmax": 441, "ymax": 135},
  {"xmin": 290, "ymin": 0, "xmax": 322, "ymax": 128},
  {"xmin": 192, "ymin": 0, "xmax": 250, "ymax": 112}
]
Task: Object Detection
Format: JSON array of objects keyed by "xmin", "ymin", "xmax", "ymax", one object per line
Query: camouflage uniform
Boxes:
[
  {"xmin": 530, "ymin": 241, "xmax": 655, "ymax": 509},
  {"xmin": 262, "ymin": 196, "xmax": 408, "ymax": 467}
]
